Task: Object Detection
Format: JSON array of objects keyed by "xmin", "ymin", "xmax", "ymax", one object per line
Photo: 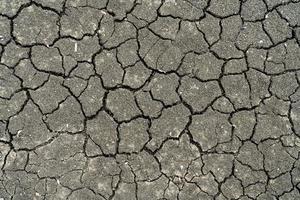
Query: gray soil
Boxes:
[{"xmin": 0, "ymin": 0, "xmax": 300, "ymax": 199}]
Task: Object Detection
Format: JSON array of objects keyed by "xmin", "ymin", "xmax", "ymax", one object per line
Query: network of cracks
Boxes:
[{"xmin": 0, "ymin": 0, "xmax": 300, "ymax": 199}]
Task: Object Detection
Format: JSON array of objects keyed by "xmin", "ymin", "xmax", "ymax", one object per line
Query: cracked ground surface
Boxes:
[{"xmin": 0, "ymin": 0, "xmax": 300, "ymax": 199}]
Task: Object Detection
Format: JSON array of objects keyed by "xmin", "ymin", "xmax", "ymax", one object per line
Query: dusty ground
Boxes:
[{"xmin": 0, "ymin": 0, "xmax": 300, "ymax": 199}]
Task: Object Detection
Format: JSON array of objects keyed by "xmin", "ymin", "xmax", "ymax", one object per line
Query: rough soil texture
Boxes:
[{"xmin": 0, "ymin": 0, "xmax": 300, "ymax": 199}]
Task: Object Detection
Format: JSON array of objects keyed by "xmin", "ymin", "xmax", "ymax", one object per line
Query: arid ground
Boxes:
[{"xmin": 0, "ymin": 0, "xmax": 300, "ymax": 199}]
